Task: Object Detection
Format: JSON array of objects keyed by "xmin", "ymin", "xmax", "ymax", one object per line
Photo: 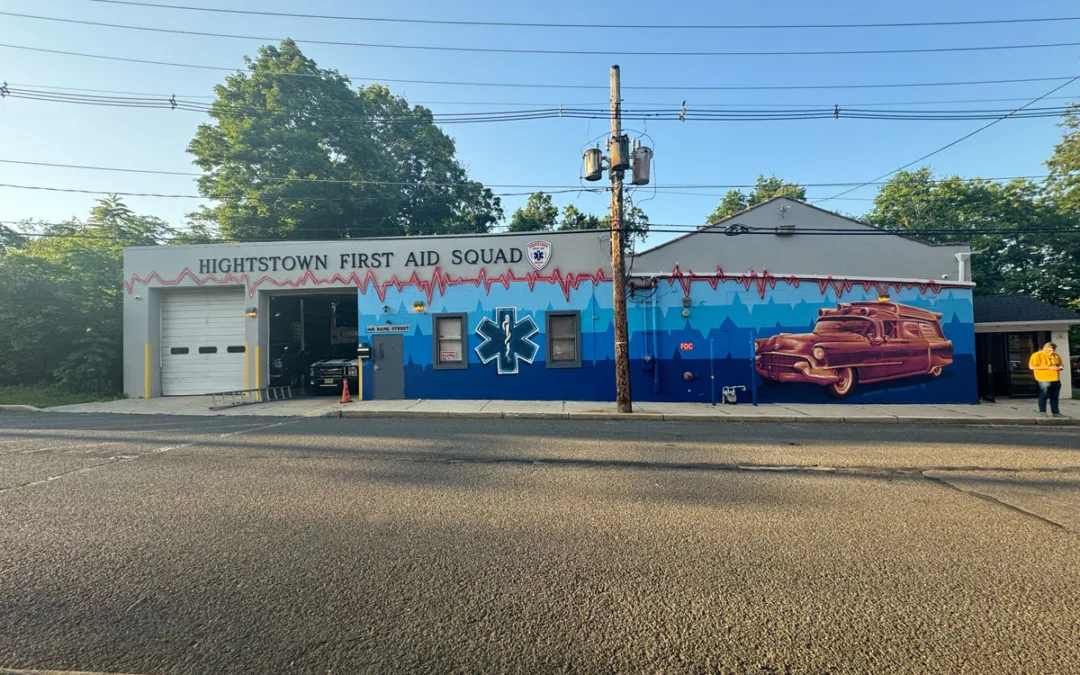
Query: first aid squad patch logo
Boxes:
[{"xmin": 526, "ymin": 240, "xmax": 552, "ymax": 271}]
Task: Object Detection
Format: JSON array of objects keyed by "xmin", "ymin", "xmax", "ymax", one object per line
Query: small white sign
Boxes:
[{"xmin": 366, "ymin": 325, "xmax": 410, "ymax": 333}]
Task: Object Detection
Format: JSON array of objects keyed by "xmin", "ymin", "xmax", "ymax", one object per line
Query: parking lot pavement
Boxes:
[{"xmin": 1, "ymin": 414, "xmax": 1079, "ymax": 673}]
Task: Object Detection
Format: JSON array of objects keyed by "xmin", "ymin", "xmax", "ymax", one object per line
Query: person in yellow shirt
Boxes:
[{"xmin": 1028, "ymin": 342, "xmax": 1065, "ymax": 417}]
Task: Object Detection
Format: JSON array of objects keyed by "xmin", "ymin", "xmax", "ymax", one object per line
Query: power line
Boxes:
[
  {"xmin": 4, "ymin": 224, "xmax": 1078, "ymax": 244},
  {"xmin": 3, "ymin": 43, "xmax": 1075, "ymax": 91},
  {"xmin": 5, "ymin": 11, "xmax": 1080, "ymax": 57},
  {"xmin": 816, "ymin": 75, "xmax": 1080, "ymax": 203},
  {"xmin": 4, "ymin": 86, "xmax": 1075, "ymax": 123},
  {"xmin": 0, "ymin": 167, "xmax": 1051, "ymax": 192},
  {"xmin": 0, "ymin": 182, "xmax": 605, "ymax": 200},
  {"xmin": 650, "ymin": 226, "xmax": 1080, "ymax": 236},
  {"xmin": 81, "ymin": 1, "xmax": 1080, "ymax": 31},
  {"xmin": 9, "ymin": 82, "xmax": 1080, "ymax": 109}
]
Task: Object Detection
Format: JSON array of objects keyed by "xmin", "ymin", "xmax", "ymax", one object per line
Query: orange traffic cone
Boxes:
[{"xmin": 340, "ymin": 379, "xmax": 352, "ymax": 404}]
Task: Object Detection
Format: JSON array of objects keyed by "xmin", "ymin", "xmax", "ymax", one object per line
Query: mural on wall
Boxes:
[
  {"xmin": 753, "ymin": 301, "xmax": 954, "ymax": 398},
  {"xmin": 349, "ymin": 267, "xmax": 976, "ymax": 404},
  {"xmin": 474, "ymin": 307, "xmax": 539, "ymax": 375}
]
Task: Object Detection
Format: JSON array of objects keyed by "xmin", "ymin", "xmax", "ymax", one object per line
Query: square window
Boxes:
[
  {"xmin": 546, "ymin": 312, "xmax": 581, "ymax": 368},
  {"xmin": 433, "ymin": 314, "xmax": 468, "ymax": 370}
]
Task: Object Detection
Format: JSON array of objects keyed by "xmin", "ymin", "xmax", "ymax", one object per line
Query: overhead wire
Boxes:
[
  {"xmin": 2, "ymin": 43, "xmax": 1075, "ymax": 91},
  {"xmin": 9, "ymin": 82, "xmax": 1080, "ymax": 108},
  {"xmin": 81, "ymin": 1, "xmax": 1080, "ymax": 31},
  {"xmin": 0, "ymin": 162, "xmax": 1052, "ymax": 191},
  {"xmin": 5, "ymin": 11, "xmax": 1080, "ymax": 57},
  {"xmin": 4, "ymin": 224, "xmax": 1078, "ymax": 244},
  {"xmin": 816, "ymin": 75, "xmax": 1080, "ymax": 203},
  {"xmin": 0, "ymin": 182, "xmax": 606, "ymax": 200},
  {"xmin": 3, "ymin": 86, "xmax": 1076, "ymax": 124}
]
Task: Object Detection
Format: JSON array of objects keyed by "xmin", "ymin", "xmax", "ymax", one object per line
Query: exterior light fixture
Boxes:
[
  {"xmin": 877, "ymin": 295, "xmax": 891, "ymax": 303},
  {"xmin": 245, "ymin": 307, "xmax": 258, "ymax": 317},
  {"xmin": 413, "ymin": 300, "xmax": 426, "ymax": 312}
]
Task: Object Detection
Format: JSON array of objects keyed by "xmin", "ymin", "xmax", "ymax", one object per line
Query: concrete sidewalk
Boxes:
[{"xmin": 38, "ymin": 395, "xmax": 1080, "ymax": 425}]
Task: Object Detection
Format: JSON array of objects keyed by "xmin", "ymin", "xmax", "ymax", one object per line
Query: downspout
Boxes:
[{"xmin": 652, "ymin": 282, "xmax": 660, "ymax": 394}]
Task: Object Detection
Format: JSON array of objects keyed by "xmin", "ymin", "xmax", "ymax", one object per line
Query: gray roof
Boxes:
[{"xmin": 973, "ymin": 294, "xmax": 1080, "ymax": 325}]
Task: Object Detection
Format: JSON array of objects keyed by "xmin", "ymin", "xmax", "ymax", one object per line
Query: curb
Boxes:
[
  {"xmin": 326, "ymin": 410, "xmax": 1078, "ymax": 426},
  {"xmin": 0, "ymin": 405, "xmax": 42, "ymax": 413}
]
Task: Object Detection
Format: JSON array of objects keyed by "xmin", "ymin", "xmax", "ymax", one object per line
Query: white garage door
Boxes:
[{"xmin": 161, "ymin": 289, "xmax": 247, "ymax": 396}]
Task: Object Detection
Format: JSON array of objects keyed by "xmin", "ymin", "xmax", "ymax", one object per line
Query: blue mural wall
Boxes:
[{"xmin": 356, "ymin": 277, "xmax": 976, "ymax": 404}]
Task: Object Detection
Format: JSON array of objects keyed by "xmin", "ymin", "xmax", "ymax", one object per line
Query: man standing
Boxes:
[{"xmin": 1029, "ymin": 342, "xmax": 1065, "ymax": 417}]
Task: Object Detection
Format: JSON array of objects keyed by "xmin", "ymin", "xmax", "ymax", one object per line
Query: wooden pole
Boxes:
[{"xmin": 610, "ymin": 65, "xmax": 632, "ymax": 413}]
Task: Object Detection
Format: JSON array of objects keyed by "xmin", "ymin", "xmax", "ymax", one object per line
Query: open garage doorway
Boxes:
[{"xmin": 267, "ymin": 292, "xmax": 358, "ymax": 395}]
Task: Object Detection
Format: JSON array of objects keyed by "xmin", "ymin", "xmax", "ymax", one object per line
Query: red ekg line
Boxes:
[
  {"xmin": 125, "ymin": 265, "xmax": 948, "ymax": 300},
  {"xmin": 124, "ymin": 266, "xmax": 612, "ymax": 301},
  {"xmin": 664, "ymin": 266, "xmax": 944, "ymax": 299}
]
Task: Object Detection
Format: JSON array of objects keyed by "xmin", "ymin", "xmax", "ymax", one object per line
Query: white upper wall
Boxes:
[{"xmin": 633, "ymin": 197, "xmax": 970, "ymax": 282}]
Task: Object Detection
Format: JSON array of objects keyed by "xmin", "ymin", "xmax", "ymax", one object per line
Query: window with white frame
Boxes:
[{"xmin": 433, "ymin": 313, "xmax": 467, "ymax": 369}]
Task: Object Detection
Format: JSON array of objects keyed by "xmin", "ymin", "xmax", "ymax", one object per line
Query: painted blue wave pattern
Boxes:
[{"xmin": 357, "ymin": 278, "xmax": 976, "ymax": 404}]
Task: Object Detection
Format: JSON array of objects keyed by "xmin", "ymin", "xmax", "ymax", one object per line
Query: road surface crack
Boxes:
[{"xmin": 920, "ymin": 471, "xmax": 1069, "ymax": 531}]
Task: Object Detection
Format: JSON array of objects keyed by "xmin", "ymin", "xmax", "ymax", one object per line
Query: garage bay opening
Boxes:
[{"xmin": 268, "ymin": 292, "xmax": 358, "ymax": 395}]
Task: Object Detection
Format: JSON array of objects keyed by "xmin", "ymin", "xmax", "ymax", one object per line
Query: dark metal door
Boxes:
[
  {"xmin": 372, "ymin": 334, "xmax": 404, "ymax": 400},
  {"xmin": 975, "ymin": 333, "xmax": 995, "ymax": 402}
]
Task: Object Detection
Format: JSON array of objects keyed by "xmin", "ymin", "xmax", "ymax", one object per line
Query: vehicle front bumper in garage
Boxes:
[{"xmin": 309, "ymin": 366, "xmax": 359, "ymax": 392}]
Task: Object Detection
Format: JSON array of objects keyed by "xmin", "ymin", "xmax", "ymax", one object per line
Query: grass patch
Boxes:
[{"xmin": 0, "ymin": 384, "xmax": 119, "ymax": 408}]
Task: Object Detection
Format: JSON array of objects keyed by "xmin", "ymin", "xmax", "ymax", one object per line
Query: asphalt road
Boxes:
[{"xmin": 1, "ymin": 413, "xmax": 1078, "ymax": 674}]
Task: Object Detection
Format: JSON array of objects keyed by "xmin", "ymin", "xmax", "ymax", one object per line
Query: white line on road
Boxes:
[
  {"xmin": 1, "ymin": 669, "xmax": 156, "ymax": 675},
  {"xmin": 0, "ymin": 420, "xmax": 300, "ymax": 494},
  {"xmin": 17, "ymin": 441, "xmax": 126, "ymax": 455}
]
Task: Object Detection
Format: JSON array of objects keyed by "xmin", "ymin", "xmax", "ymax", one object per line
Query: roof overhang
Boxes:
[{"xmin": 975, "ymin": 320, "xmax": 1080, "ymax": 333}]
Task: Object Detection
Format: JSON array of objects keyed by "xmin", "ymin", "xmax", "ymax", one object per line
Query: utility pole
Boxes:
[{"xmin": 609, "ymin": 65, "xmax": 632, "ymax": 413}]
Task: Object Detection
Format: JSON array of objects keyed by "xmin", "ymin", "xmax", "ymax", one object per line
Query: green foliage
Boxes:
[
  {"xmin": 707, "ymin": 174, "xmax": 807, "ymax": 222},
  {"xmin": 558, "ymin": 204, "xmax": 601, "ymax": 231},
  {"xmin": 0, "ymin": 256, "xmax": 82, "ymax": 386},
  {"xmin": 0, "ymin": 384, "xmax": 117, "ymax": 408},
  {"xmin": 512, "ymin": 193, "xmax": 649, "ymax": 245},
  {"xmin": 600, "ymin": 204, "xmax": 650, "ymax": 246},
  {"xmin": 188, "ymin": 40, "xmax": 501, "ymax": 240},
  {"xmin": 1046, "ymin": 105, "xmax": 1080, "ymax": 216},
  {"xmin": 509, "ymin": 192, "xmax": 559, "ymax": 232},
  {"xmin": 0, "ymin": 224, "xmax": 27, "ymax": 255},
  {"xmin": 868, "ymin": 168, "xmax": 1080, "ymax": 309},
  {"xmin": 0, "ymin": 196, "xmax": 174, "ymax": 393}
]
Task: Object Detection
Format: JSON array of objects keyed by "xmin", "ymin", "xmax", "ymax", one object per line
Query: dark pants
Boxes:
[{"xmin": 1037, "ymin": 380, "xmax": 1061, "ymax": 414}]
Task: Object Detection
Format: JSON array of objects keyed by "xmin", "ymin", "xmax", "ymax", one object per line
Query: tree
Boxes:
[
  {"xmin": 868, "ymin": 168, "xmax": 1080, "ymax": 309},
  {"xmin": 707, "ymin": 174, "xmax": 807, "ymax": 222},
  {"xmin": 600, "ymin": 204, "xmax": 650, "ymax": 247},
  {"xmin": 1046, "ymin": 105, "xmax": 1080, "ymax": 216},
  {"xmin": 1044, "ymin": 105, "xmax": 1080, "ymax": 346},
  {"xmin": 188, "ymin": 40, "xmax": 501, "ymax": 240},
  {"xmin": 0, "ymin": 256, "xmax": 82, "ymax": 387},
  {"xmin": 509, "ymin": 192, "xmax": 559, "ymax": 232},
  {"xmin": 0, "ymin": 224, "xmax": 26, "ymax": 256},
  {"xmin": 558, "ymin": 204, "xmax": 601, "ymax": 231},
  {"xmin": 1, "ymin": 196, "xmax": 174, "ymax": 392}
]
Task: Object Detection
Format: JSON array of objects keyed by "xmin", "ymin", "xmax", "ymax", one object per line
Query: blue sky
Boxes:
[{"xmin": 1, "ymin": 0, "xmax": 1078, "ymax": 247}]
